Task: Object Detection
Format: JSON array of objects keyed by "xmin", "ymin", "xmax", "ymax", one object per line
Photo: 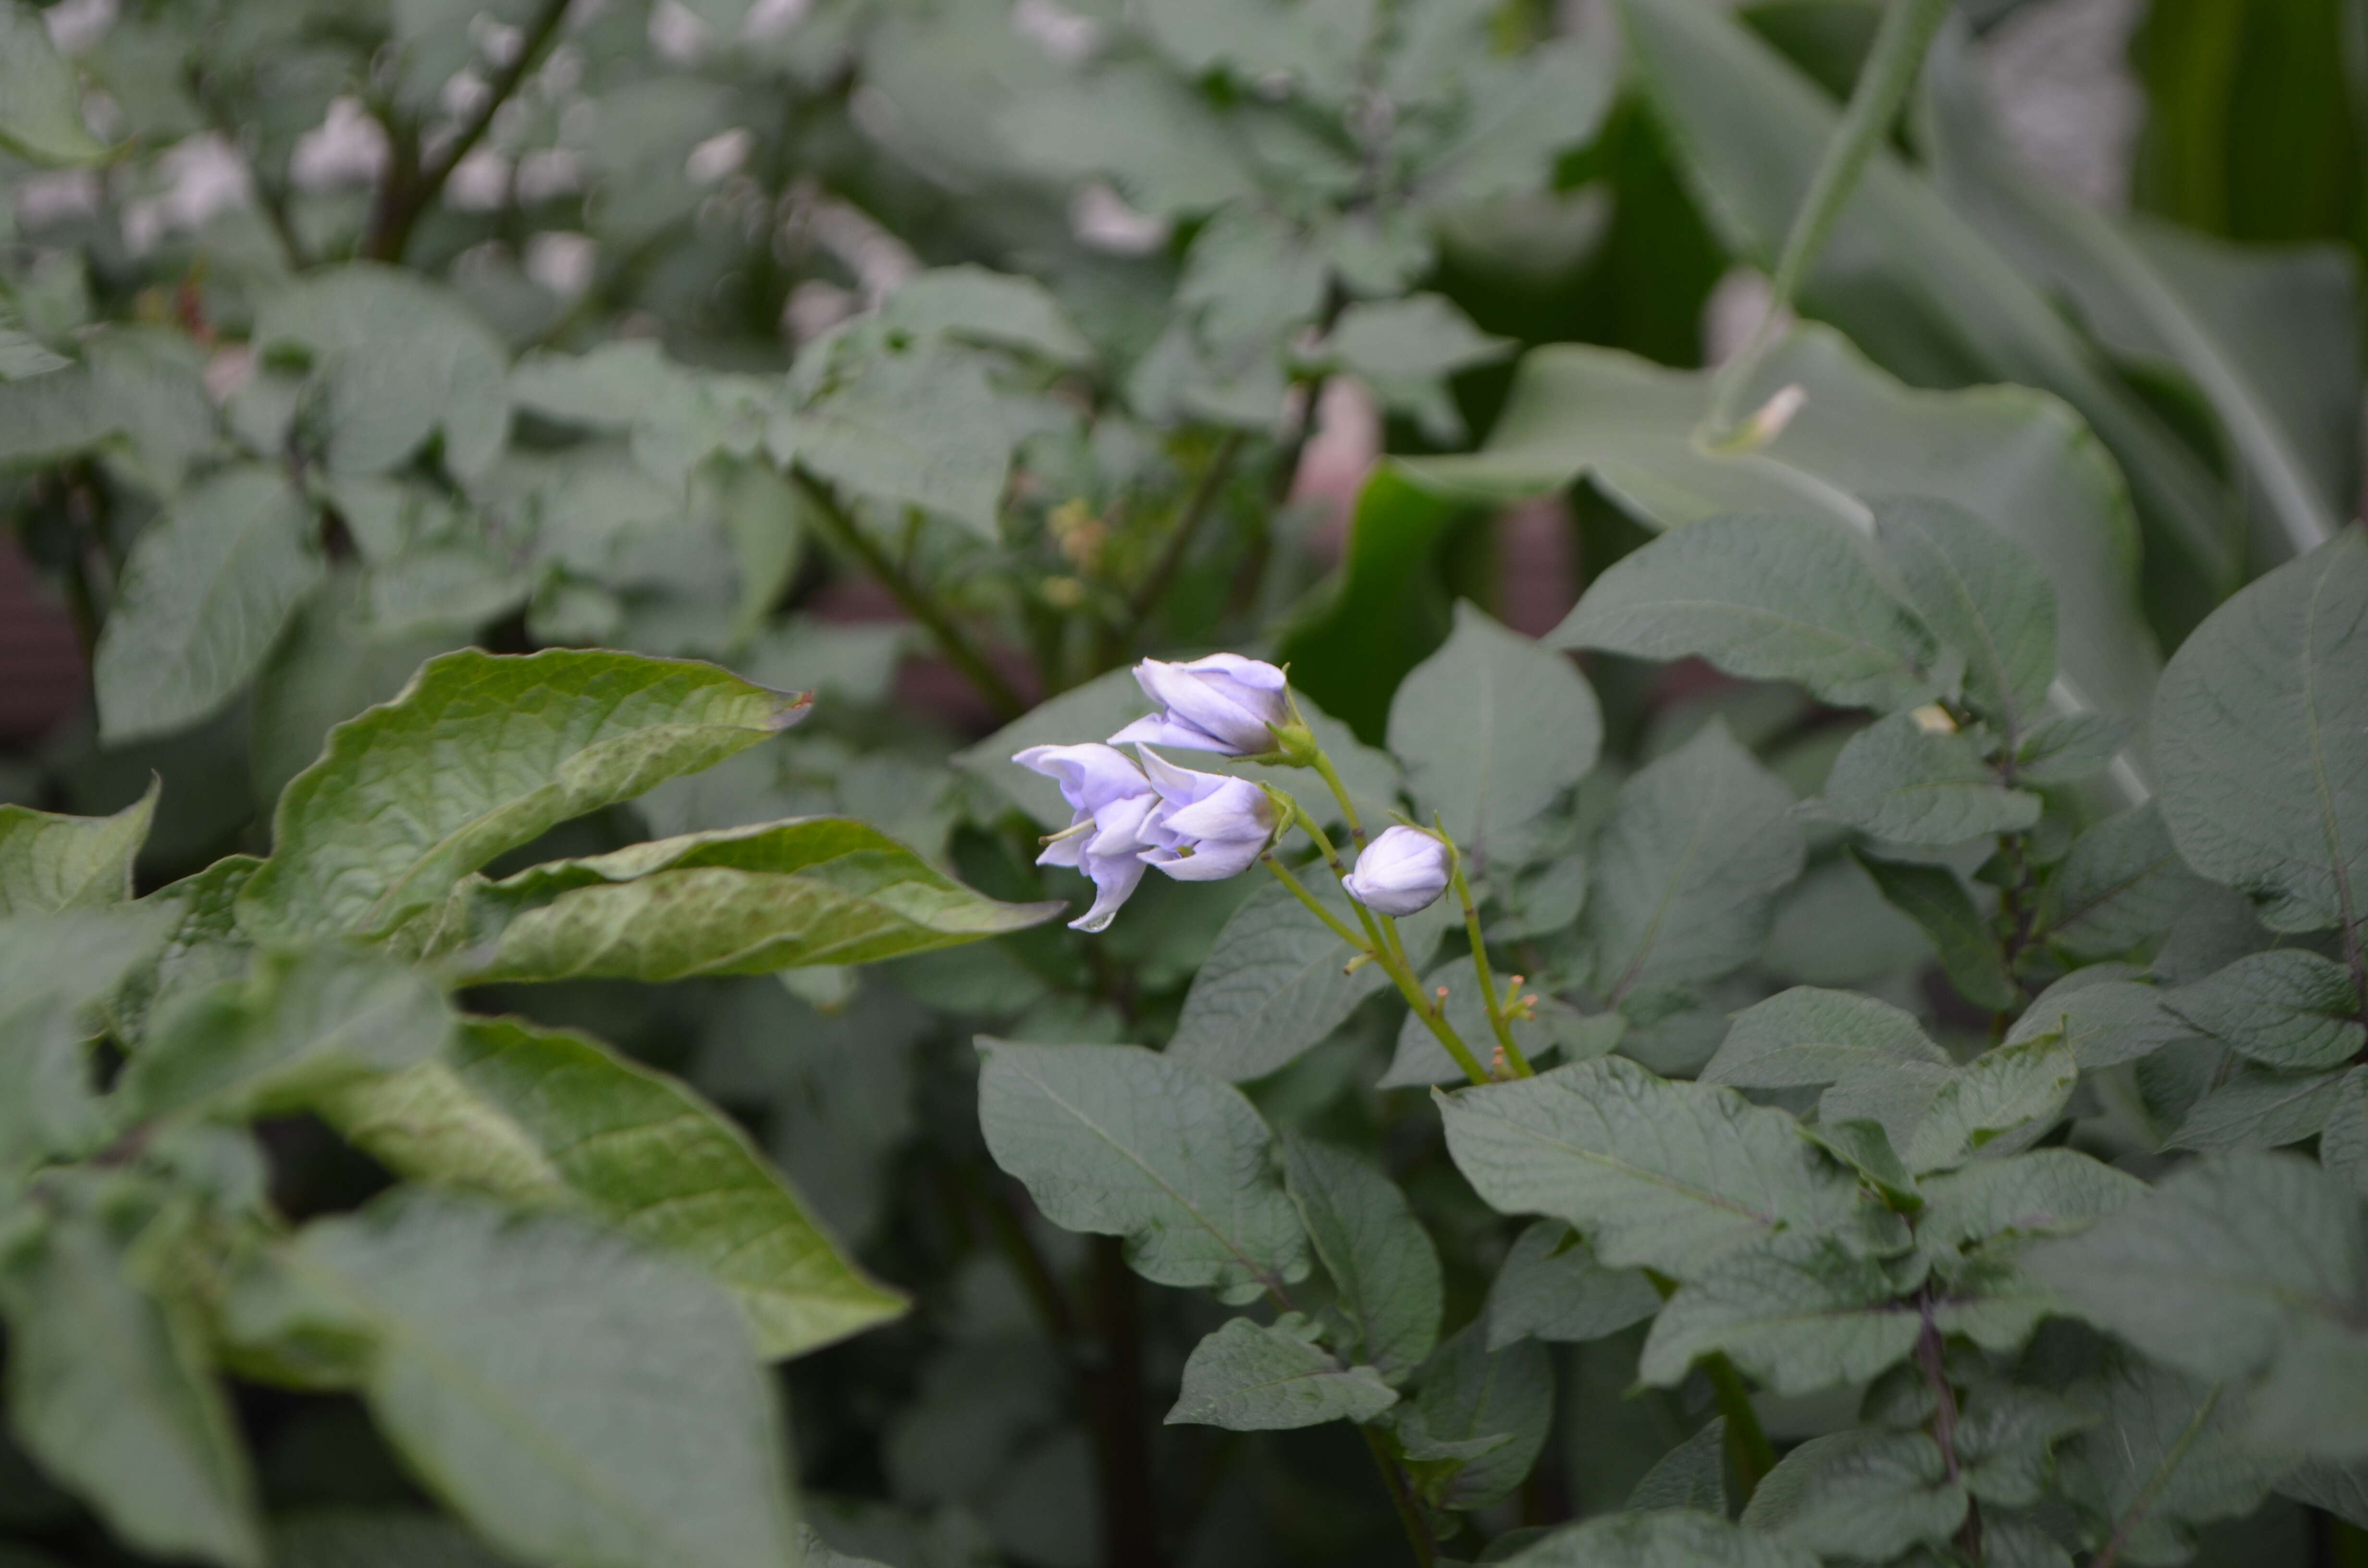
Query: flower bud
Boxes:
[
  {"xmin": 1108, "ymin": 654, "xmax": 1291, "ymax": 757},
  {"xmin": 1340, "ymin": 825, "xmax": 1451, "ymax": 916},
  {"xmin": 1134, "ymin": 748, "xmax": 1280, "ymax": 882}
]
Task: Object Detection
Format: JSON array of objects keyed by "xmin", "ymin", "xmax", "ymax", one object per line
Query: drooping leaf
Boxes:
[
  {"xmin": 1872, "ymin": 495, "xmax": 2058, "ymax": 741},
  {"xmin": 2164, "ymin": 949, "xmax": 2367, "ymax": 1071},
  {"xmin": 1501, "ymin": 1509, "xmax": 1819, "ymax": 1568},
  {"xmin": 1640, "ymin": 1233, "xmax": 1921, "ymax": 1396},
  {"xmin": 1815, "ymin": 712, "xmax": 2039, "ymax": 847},
  {"xmin": 1582, "ymin": 720, "xmax": 1805, "ymax": 1008},
  {"xmin": 439, "ymin": 819, "xmax": 1061, "ymax": 981},
  {"xmin": 0, "ymin": 785, "xmax": 155, "ymax": 916},
  {"xmin": 235, "ymin": 1192, "xmax": 800, "ymax": 1568},
  {"xmin": 318, "ymin": 1018, "xmax": 904, "ymax": 1360},
  {"xmin": 1405, "ymin": 1323, "xmax": 1553, "ymax": 1511},
  {"xmin": 974, "ymin": 1040, "xmax": 1308, "ymax": 1301},
  {"xmin": 93, "ymin": 466, "xmax": 324, "ymax": 745},
  {"xmin": 1164, "ymin": 1316, "xmax": 1396, "ymax": 1431},
  {"xmin": 1852, "ymin": 850, "xmax": 2019, "ymax": 1011},
  {"xmin": 1553, "ymin": 513, "xmax": 1938, "ymax": 711},
  {"xmin": 1484, "ymin": 1220, "xmax": 1659, "ymax": 1350},
  {"xmin": 1386, "ymin": 601, "xmax": 1600, "ymax": 857},
  {"xmin": 1625, "ymin": 1419, "xmax": 1727, "ymax": 1515},
  {"xmin": 236, "ymin": 649, "xmax": 810, "ymax": 941},
  {"xmin": 0, "ymin": 1183, "xmax": 262, "ymax": 1568},
  {"xmin": 0, "ymin": 2, "xmax": 106, "ymax": 164},
  {"xmin": 1283, "ymin": 1135, "xmax": 1441, "ymax": 1377},
  {"xmin": 1439, "ymin": 1055, "xmax": 1890, "ymax": 1281},
  {"xmin": 2153, "ymin": 526, "xmax": 2368, "ymax": 936},
  {"xmin": 1739, "ymin": 1429, "xmax": 1967, "ymax": 1563},
  {"xmin": 2278, "ymin": 1458, "xmax": 2368, "ymax": 1532}
]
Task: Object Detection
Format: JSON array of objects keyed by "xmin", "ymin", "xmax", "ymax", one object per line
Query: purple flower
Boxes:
[
  {"xmin": 1135, "ymin": 749, "xmax": 1279, "ymax": 882},
  {"xmin": 1109, "ymin": 654, "xmax": 1292, "ymax": 756},
  {"xmin": 1014, "ymin": 743, "xmax": 1159, "ymax": 931},
  {"xmin": 1341, "ymin": 825, "xmax": 1451, "ymax": 916}
]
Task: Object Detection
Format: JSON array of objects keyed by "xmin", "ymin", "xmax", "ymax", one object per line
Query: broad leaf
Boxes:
[
  {"xmin": 2042, "ymin": 805, "xmax": 2208, "ymax": 960},
  {"xmin": 1852, "ymin": 851, "xmax": 2018, "ymax": 1011},
  {"xmin": 441, "ymin": 819, "xmax": 1061, "ymax": 981},
  {"xmin": 775, "ymin": 341, "xmax": 1015, "ymax": 539},
  {"xmin": 1872, "ymin": 496, "xmax": 2057, "ymax": 741},
  {"xmin": 2164, "ymin": 950, "xmax": 2367, "ymax": 1071},
  {"xmin": 237, "ymin": 649, "xmax": 810, "ymax": 941},
  {"xmin": 1553, "ymin": 513, "xmax": 1937, "ymax": 711},
  {"xmin": 2169, "ymin": 1066, "xmax": 2353, "ymax": 1155},
  {"xmin": 1702, "ymin": 986, "xmax": 1949, "ymax": 1090},
  {"xmin": 1740, "ymin": 1430, "xmax": 1967, "ymax": 1563},
  {"xmin": 241, "ymin": 1192, "xmax": 799, "ymax": 1568},
  {"xmin": 1484, "ymin": 1220, "xmax": 1658, "ymax": 1349},
  {"xmin": 1640, "ymin": 1233, "xmax": 1921, "ymax": 1396},
  {"xmin": 1406, "ymin": 1323, "xmax": 1552, "ymax": 1511},
  {"xmin": 2326, "ymin": 1071, "xmax": 2368, "ymax": 1198},
  {"xmin": 1164, "ymin": 1317, "xmax": 1396, "ymax": 1430},
  {"xmin": 93, "ymin": 466, "xmax": 324, "ymax": 745},
  {"xmin": 1283, "ymin": 1135, "xmax": 1441, "ymax": 1377},
  {"xmin": 2153, "ymin": 527, "xmax": 2368, "ymax": 936},
  {"xmin": 0, "ymin": 910, "xmax": 168, "ymax": 1171},
  {"xmin": 1502, "ymin": 1510, "xmax": 1818, "ymax": 1568},
  {"xmin": 1625, "ymin": 1419, "xmax": 1727, "ymax": 1514},
  {"xmin": 0, "ymin": 785, "xmax": 155, "ymax": 915},
  {"xmin": 1582, "ymin": 720, "xmax": 1804, "ymax": 1007},
  {"xmin": 1904, "ymin": 1034, "xmax": 2079, "ymax": 1173},
  {"xmin": 319, "ymin": 1018, "xmax": 903, "ymax": 1360},
  {"xmin": 2010, "ymin": 970, "xmax": 2192, "ymax": 1070},
  {"xmin": 1815, "ymin": 712, "xmax": 2038, "ymax": 846},
  {"xmin": 0, "ymin": 2, "xmax": 106, "ymax": 164},
  {"xmin": 1387, "ymin": 601, "xmax": 1600, "ymax": 857},
  {"xmin": 881, "ymin": 266, "xmax": 1094, "ymax": 368},
  {"xmin": 1914, "ymin": 1149, "xmax": 2146, "ymax": 1251},
  {"xmin": 975, "ymin": 1041, "xmax": 1308, "ymax": 1301},
  {"xmin": 1439, "ymin": 1055, "xmax": 1889, "ymax": 1281},
  {"xmin": 2058, "ymin": 1363, "xmax": 2282, "ymax": 1564}
]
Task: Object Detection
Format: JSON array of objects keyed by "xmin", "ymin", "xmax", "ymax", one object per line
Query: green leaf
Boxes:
[
  {"xmin": 1953, "ymin": 1384, "xmax": 2093, "ymax": 1509},
  {"xmin": 1438, "ymin": 1055, "xmax": 1891, "ymax": 1281},
  {"xmin": 1406, "ymin": 1323, "xmax": 1552, "ymax": 1511},
  {"xmin": 1904, "ymin": 1033, "xmax": 2079, "ymax": 1174},
  {"xmin": 1380, "ymin": 963, "xmax": 1581, "ymax": 1090},
  {"xmin": 1501, "ymin": 1511, "xmax": 1818, "ymax": 1568},
  {"xmin": 121, "ymin": 946, "xmax": 453, "ymax": 1121},
  {"xmin": 775, "ymin": 341, "xmax": 1015, "ymax": 540},
  {"xmin": 1851, "ymin": 850, "xmax": 2018, "ymax": 1011},
  {"xmin": 881, "ymin": 266, "xmax": 1094, "ymax": 367},
  {"xmin": 272, "ymin": 1509, "xmax": 520, "ymax": 1568},
  {"xmin": 1625, "ymin": 1419, "xmax": 1727, "ymax": 1514},
  {"xmin": 2010, "ymin": 970, "xmax": 2192, "ymax": 1070},
  {"xmin": 1283, "ymin": 1135, "xmax": 1441, "ymax": 1377},
  {"xmin": 2169, "ymin": 1066, "xmax": 2353, "ymax": 1155},
  {"xmin": 319, "ymin": 1017, "xmax": 903, "ymax": 1360},
  {"xmin": 1165, "ymin": 1316, "xmax": 1396, "ymax": 1431},
  {"xmin": 242, "ymin": 1192, "xmax": 800, "ymax": 1568},
  {"xmin": 1320, "ymin": 296, "xmax": 1514, "ymax": 442},
  {"xmin": 2058, "ymin": 1363, "xmax": 2281, "ymax": 1564},
  {"xmin": 236, "ymin": 649, "xmax": 810, "ymax": 942},
  {"xmin": 2324, "ymin": 1070, "xmax": 2368, "ymax": 1198},
  {"xmin": 0, "ymin": 910, "xmax": 168, "ymax": 1171},
  {"xmin": 1914, "ymin": 1149, "xmax": 2146, "ymax": 1251},
  {"xmin": 2278, "ymin": 1458, "xmax": 2368, "ymax": 1532},
  {"xmin": 1872, "ymin": 495, "xmax": 2057, "ymax": 740},
  {"xmin": 2164, "ymin": 950, "xmax": 2367, "ymax": 1071},
  {"xmin": 1484, "ymin": 1220, "xmax": 1659, "ymax": 1349},
  {"xmin": 1583, "ymin": 720, "xmax": 1804, "ymax": 1007},
  {"xmin": 2153, "ymin": 527, "xmax": 2368, "ymax": 936},
  {"xmin": 2014, "ymin": 711, "xmax": 2126, "ymax": 786},
  {"xmin": 0, "ymin": 1184, "xmax": 262, "ymax": 1568},
  {"xmin": 1552, "ymin": 513, "xmax": 1937, "ymax": 711},
  {"xmin": 1386, "ymin": 601, "xmax": 1601, "ymax": 857},
  {"xmin": 93, "ymin": 466, "xmax": 325, "ymax": 746},
  {"xmin": 1815, "ymin": 712, "xmax": 2039, "ymax": 846},
  {"xmin": 1641, "ymin": 1232, "xmax": 1920, "ymax": 1395},
  {"xmin": 974, "ymin": 1040, "xmax": 1308, "ymax": 1301},
  {"xmin": 0, "ymin": 784, "xmax": 155, "ymax": 916},
  {"xmin": 441, "ymin": 819, "xmax": 1061, "ymax": 982},
  {"xmin": 1739, "ymin": 1429, "xmax": 1967, "ymax": 1562},
  {"xmin": 1702, "ymin": 986, "xmax": 1950, "ymax": 1090},
  {"xmin": 0, "ymin": 2, "xmax": 106, "ymax": 164},
  {"xmin": 254, "ymin": 266, "xmax": 511, "ymax": 480},
  {"xmin": 2043, "ymin": 804, "xmax": 2211, "ymax": 960}
]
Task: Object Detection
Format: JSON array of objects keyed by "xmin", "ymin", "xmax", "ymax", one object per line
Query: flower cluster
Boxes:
[{"xmin": 1018, "ymin": 656, "xmax": 1450, "ymax": 931}]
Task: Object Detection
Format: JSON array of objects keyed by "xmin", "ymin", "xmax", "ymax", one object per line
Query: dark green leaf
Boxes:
[
  {"xmin": 1872, "ymin": 495, "xmax": 2057, "ymax": 739},
  {"xmin": 1165, "ymin": 1317, "xmax": 1396, "ymax": 1431},
  {"xmin": 1484, "ymin": 1220, "xmax": 1658, "ymax": 1350},
  {"xmin": 1406, "ymin": 1323, "xmax": 1552, "ymax": 1511},
  {"xmin": 1283, "ymin": 1135, "xmax": 1441, "ymax": 1377},
  {"xmin": 1625, "ymin": 1419, "xmax": 1727, "ymax": 1514},
  {"xmin": 1739, "ymin": 1429, "xmax": 1966, "ymax": 1562},
  {"xmin": 1501, "ymin": 1510, "xmax": 1817, "ymax": 1568},
  {"xmin": 2043, "ymin": 805, "xmax": 2209, "ymax": 960},
  {"xmin": 1641, "ymin": 1232, "xmax": 1920, "ymax": 1395},
  {"xmin": 1852, "ymin": 850, "xmax": 2018, "ymax": 1010},
  {"xmin": 1815, "ymin": 712, "xmax": 2039, "ymax": 846},
  {"xmin": 2165, "ymin": 950, "xmax": 2367, "ymax": 1070}
]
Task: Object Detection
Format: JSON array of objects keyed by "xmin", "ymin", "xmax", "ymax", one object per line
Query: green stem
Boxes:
[
  {"xmin": 1705, "ymin": 0, "xmax": 1953, "ymax": 439},
  {"xmin": 1360, "ymin": 1424, "xmax": 1438, "ymax": 1568},
  {"xmin": 1310, "ymin": 749, "xmax": 1369, "ymax": 849},
  {"xmin": 1703, "ymin": 1353, "xmax": 1778, "ymax": 1501},
  {"xmin": 1448, "ymin": 847, "xmax": 1533, "ymax": 1078},
  {"xmin": 1263, "ymin": 854, "xmax": 1371, "ymax": 952},
  {"xmin": 1118, "ymin": 430, "xmax": 1244, "ymax": 649},
  {"xmin": 789, "ymin": 466, "xmax": 1027, "ymax": 721}
]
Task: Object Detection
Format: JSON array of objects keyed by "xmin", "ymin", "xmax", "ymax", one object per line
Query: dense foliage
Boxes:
[{"xmin": 1, "ymin": 0, "xmax": 2366, "ymax": 1566}]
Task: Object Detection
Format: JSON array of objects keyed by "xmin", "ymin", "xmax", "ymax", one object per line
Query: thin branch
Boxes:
[
  {"xmin": 1118, "ymin": 431, "xmax": 1245, "ymax": 646},
  {"xmin": 1915, "ymin": 1301, "xmax": 1982, "ymax": 1564},
  {"xmin": 1361, "ymin": 1424, "xmax": 1438, "ymax": 1568},
  {"xmin": 789, "ymin": 466, "xmax": 1028, "ymax": 721}
]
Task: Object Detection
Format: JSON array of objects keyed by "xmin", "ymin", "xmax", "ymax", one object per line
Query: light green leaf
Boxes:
[
  {"xmin": 1904, "ymin": 1033, "xmax": 2079, "ymax": 1173},
  {"xmin": 2165, "ymin": 950, "xmax": 2367, "ymax": 1071},
  {"xmin": 2154, "ymin": 527, "xmax": 2368, "ymax": 936},
  {"xmin": 1438, "ymin": 1055, "xmax": 1890, "ymax": 1281},
  {"xmin": 1283, "ymin": 1135, "xmax": 1441, "ymax": 1377},
  {"xmin": 1165, "ymin": 1316, "xmax": 1396, "ymax": 1431},
  {"xmin": 0, "ymin": 784, "xmax": 154, "ymax": 915},
  {"xmin": 254, "ymin": 266, "xmax": 510, "ymax": 479},
  {"xmin": 0, "ymin": 910, "xmax": 168, "ymax": 1171},
  {"xmin": 1406, "ymin": 1323, "xmax": 1552, "ymax": 1511},
  {"xmin": 1583, "ymin": 720, "xmax": 1804, "ymax": 1007},
  {"xmin": 1852, "ymin": 850, "xmax": 2018, "ymax": 1011},
  {"xmin": 247, "ymin": 1192, "xmax": 800, "ymax": 1568},
  {"xmin": 1502, "ymin": 1510, "xmax": 1818, "ymax": 1568},
  {"xmin": 0, "ymin": 1184, "xmax": 261, "ymax": 1568},
  {"xmin": 320, "ymin": 1017, "xmax": 903, "ymax": 1360},
  {"xmin": 1387, "ymin": 600, "xmax": 1600, "ymax": 857},
  {"xmin": 2043, "ymin": 804, "xmax": 2211, "ymax": 960},
  {"xmin": 236, "ymin": 649, "xmax": 810, "ymax": 941},
  {"xmin": 776, "ymin": 342, "xmax": 1015, "ymax": 539},
  {"xmin": 2169, "ymin": 1066, "xmax": 2352, "ymax": 1155},
  {"xmin": 441, "ymin": 819, "xmax": 1061, "ymax": 982},
  {"xmin": 975, "ymin": 1040, "xmax": 1308, "ymax": 1301},
  {"xmin": 1914, "ymin": 1149, "xmax": 2146, "ymax": 1251},
  {"xmin": 998, "ymin": 61, "xmax": 1261, "ymax": 215},
  {"xmin": 1553, "ymin": 513, "xmax": 1937, "ymax": 711},
  {"xmin": 0, "ymin": 3, "xmax": 106, "ymax": 164},
  {"xmin": 121, "ymin": 946, "xmax": 453, "ymax": 1121},
  {"xmin": 1815, "ymin": 712, "xmax": 2039, "ymax": 846},
  {"xmin": 1321, "ymin": 295, "xmax": 1514, "ymax": 441},
  {"xmin": 2009, "ymin": 970, "xmax": 2191, "ymax": 1070},
  {"xmin": 882, "ymin": 266, "xmax": 1094, "ymax": 367},
  {"xmin": 1740, "ymin": 1430, "xmax": 1967, "ymax": 1562},
  {"xmin": 1872, "ymin": 495, "xmax": 2057, "ymax": 739},
  {"xmin": 1625, "ymin": 1419, "xmax": 1727, "ymax": 1514},
  {"xmin": 1484, "ymin": 1220, "xmax": 1658, "ymax": 1349},
  {"xmin": 1641, "ymin": 1233, "xmax": 1920, "ymax": 1395},
  {"xmin": 93, "ymin": 466, "xmax": 324, "ymax": 745}
]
